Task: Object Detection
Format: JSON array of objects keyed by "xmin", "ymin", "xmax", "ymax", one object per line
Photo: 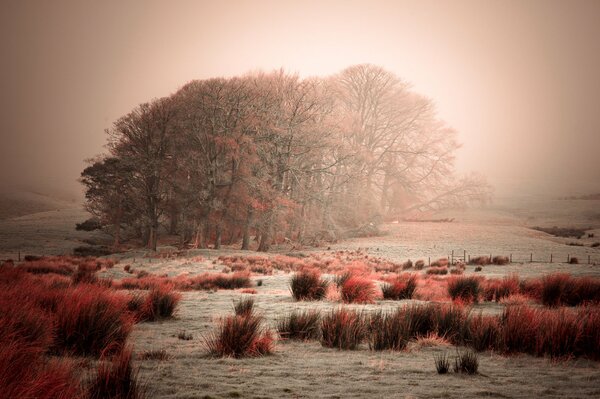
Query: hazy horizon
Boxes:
[{"xmin": 2, "ymin": 0, "xmax": 600, "ymax": 200}]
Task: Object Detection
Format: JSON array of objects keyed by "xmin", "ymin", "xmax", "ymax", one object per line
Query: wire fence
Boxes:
[{"xmin": 427, "ymin": 250, "xmax": 600, "ymax": 265}]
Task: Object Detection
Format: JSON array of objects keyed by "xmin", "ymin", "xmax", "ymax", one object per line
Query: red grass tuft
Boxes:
[
  {"xmin": 321, "ymin": 308, "xmax": 366, "ymax": 350},
  {"xmin": 204, "ymin": 314, "xmax": 273, "ymax": 358},
  {"xmin": 89, "ymin": 347, "xmax": 145, "ymax": 399},
  {"xmin": 53, "ymin": 285, "xmax": 133, "ymax": 357},
  {"xmin": 340, "ymin": 276, "xmax": 378, "ymax": 304},
  {"xmin": 290, "ymin": 270, "xmax": 328, "ymax": 301}
]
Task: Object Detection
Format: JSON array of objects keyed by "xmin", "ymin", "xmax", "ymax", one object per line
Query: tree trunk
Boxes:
[
  {"xmin": 241, "ymin": 208, "xmax": 253, "ymax": 250},
  {"xmin": 214, "ymin": 224, "xmax": 222, "ymax": 249},
  {"xmin": 147, "ymin": 224, "xmax": 157, "ymax": 251}
]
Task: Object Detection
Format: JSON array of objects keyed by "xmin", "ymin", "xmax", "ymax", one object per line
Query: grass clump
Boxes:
[
  {"xmin": 53, "ymin": 285, "xmax": 133, "ymax": 357},
  {"xmin": 448, "ymin": 276, "xmax": 481, "ymax": 304},
  {"xmin": 381, "ymin": 274, "xmax": 417, "ymax": 300},
  {"xmin": 290, "ymin": 270, "xmax": 328, "ymax": 301},
  {"xmin": 277, "ymin": 309, "xmax": 321, "ymax": 340},
  {"xmin": 340, "ymin": 276, "xmax": 378, "ymax": 304},
  {"xmin": 321, "ymin": 308, "xmax": 366, "ymax": 350},
  {"xmin": 233, "ymin": 297, "xmax": 255, "ymax": 317},
  {"xmin": 139, "ymin": 286, "xmax": 181, "ymax": 321},
  {"xmin": 453, "ymin": 349, "xmax": 479, "ymax": 374},
  {"xmin": 88, "ymin": 348, "xmax": 145, "ymax": 399},
  {"xmin": 204, "ymin": 314, "xmax": 273, "ymax": 358},
  {"xmin": 368, "ymin": 309, "xmax": 410, "ymax": 351},
  {"xmin": 434, "ymin": 352, "xmax": 450, "ymax": 374}
]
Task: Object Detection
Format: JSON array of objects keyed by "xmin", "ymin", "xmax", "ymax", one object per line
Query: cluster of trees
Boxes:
[{"xmin": 80, "ymin": 64, "xmax": 490, "ymax": 251}]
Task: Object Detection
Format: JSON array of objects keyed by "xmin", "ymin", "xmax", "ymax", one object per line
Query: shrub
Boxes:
[
  {"xmin": 233, "ymin": 297, "xmax": 255, "ymax": 317},
  {"xmin": 492, "ymin": 256, "xmax": 509, "ymax": 265},
  {"xmin": 414, "ymin": 260, "xmax": 425, "ymax": 270},
  {"xmin": 535, "ymin": 308, "xmax": 582, "ymax": 359},
  {"xmin": 569, "ymin": 256, "xmax": 579, "ymax": 264},
  {"xmin": 89, "ymin": 347, "xmax": 144, "ymax": 399},
  {"xmin": 277, "ymin": 309, "xmax": 321, "ymax": 340},
  {"xmin": 453, "ymin": 350, "xmax": 479, "ymax": 374},
  {"xmin": 468, "ymin": 256, "xmax": 490, "ymax": 266},
  {"xmin": 333, "ymin": 271, "xmax": 352, "ymax": 288},
  {"xmin": 499, "ymin": 305, "xmax": 539, "ymax": 354},
  {"xmin": 539, "ymin": 274, "xmax": 600, "ymax": 306},
  {"xmin": 450, "ymin": 268, "xmax": 464, "ymax": 275},
  {"xmin": 321, "ymin": 308, "xmax": 366, "ymax": 350},
  {"xmin": 53, "ymin": 285, "xmax": 133, "ymax": 357},
  {"xmin": 73, "ymin": 246, "xmax": 112, "ymax": 257},
  {"xmin": 435, "ymin": 304, "xmax": 467, "ymax": 344},
  {"xmin": 466, "ymin": 314, "xmax": 500, "ymax": 351},
  {"xmin": 76, "ymin": 218, "xmax": 102, "ymax": 231},
  {"xmin": 187, "ymin": 272, "xmax": 252, "ymax": 290},
  {"xmin": 340, "ymin": 276, "xmax": 378, "ymax": 304},
  {"xmin": 482, "ymin": 275, "xmax": 520, "ymax": 302},
  {"xmin": 591, "ymin": 242, "xmax": 600, "ymax": 248},
  {"xmin": 448, "ymin": 276, "xmax": 481, "ymax": 303},
  {"xmin": 21, "ymin": 260, "xmax": 75, "ymax": 276},
  {"xmin": 381, "ymin": 274, "xmax": 417, "ymax": 300},
  {"xmin": 139, "ymin": 287, "xmax": 181, "ymax": 321},
  {"xmin": 204, "ymin": 314, "xmax": 273, "ymax": 358},
  {"xmin": 577, "ymin": 305, "xmax": 600, "ymax": 359},
  {"xmin": 0, "ymin": 296, "xmax": 54, "ymax": 352},
  {"xmin": 368, "ymin": 309, "xmax": 410, "ymax": 351},
  {"xmin": 0, "ymin": 343, "xmax": 83, "ymax": 399},
  {"xmin": 474, "ymin": 266, "xmax": 482, "ymax": 272},
  {"xmin": 434, "ymin": 353, "xmax": 450, "ymax": 374},
  {"xmin": 289, "ymin": 270, "xmax": 328, "ymax": 301},
  {"xmin": 72, "ymin": 266, "xmax": 98, "ymax": 285},
  {"xmin": 401, "ymin": 260, "xmax": 413, "ymax": 270},
  {"xmin": 541, "ymin": 273, "xmax": 569, "ymax": 307},
  {"xmin": 426, "ymin": 266, "xmax": 448, "ymax": 275},
  {"xmin": 431, "ymin": 258, "xmax": 449, "ymax": 267}
]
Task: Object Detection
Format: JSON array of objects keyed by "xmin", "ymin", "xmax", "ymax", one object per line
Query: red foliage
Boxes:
[
  {"xmin": 340, "ymin": 276, "xmax": 378, "ymax": 304},
  {"xmin": 204, "ymin": 314, "xmax": 273, "ymax": 358},
  {"xmin": 89, "ymin": 347, "xmax": 144, "ymax": 399},
  {"xmin": 53, "ymin": 284, "xmax": 133, "ymax": 357},
  {"xmin": 426, "ymin": 266, "xmax": 448, "ymax": 275},
  {"xmin": 137, "ymin": 286, "xmax": 181, "ymax": 321},
  {"xmin": 482, "ymin": 275, "xmax": 520, "ymax": 302}
]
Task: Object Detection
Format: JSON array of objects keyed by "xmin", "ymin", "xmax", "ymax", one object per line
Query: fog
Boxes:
[{"xmin": 1, "ymin": 0, "xmax": 599, "ymax": 200}]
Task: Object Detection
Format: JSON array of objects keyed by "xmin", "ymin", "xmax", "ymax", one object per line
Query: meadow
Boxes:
[{"xmin": 1, "ymin": 199, "xmax": 600, "ymax": 398}]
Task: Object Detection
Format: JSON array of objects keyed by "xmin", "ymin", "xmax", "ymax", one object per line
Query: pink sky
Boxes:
[{"xmin": 1, "ymin": 0, "xmax": 599, "ymax": 198}]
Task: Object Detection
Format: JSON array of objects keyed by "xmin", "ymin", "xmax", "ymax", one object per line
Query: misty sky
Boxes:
[{"xmin": 1, "ymin": 0, "xmax": 599, "ymax": 199}]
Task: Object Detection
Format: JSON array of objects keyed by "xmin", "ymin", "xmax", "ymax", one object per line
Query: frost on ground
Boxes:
[{"xmin": 1, "ymin": 199, "xmax": 600, "ymax": 398}]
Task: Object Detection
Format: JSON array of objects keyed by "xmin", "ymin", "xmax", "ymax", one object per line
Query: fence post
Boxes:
[
  {"xmin": 589, "ymin": 255, "xmax": 591, "ymax": 264},
  {"xmin": 428, "ymin": 257, "xmax": 430, "ymax": 267},
  {"xmin": 463, "ymin": 250, "xmax": 466, "ymax": 262},
  {"xmin": 451, "ymin": 250, "xmax": 454, "ymax": 264},
  {"xmin": 550, "ymin": 253, "xmax": 552, "ymax": 263},
  {"xmin": 567, "ymin": 254, "xmax": 570, "ymax": 263},
  {"xmin": 510, "ymin": 253, "xmax": 512, "ymax": 263},
  {"xmin": 468, "ymin": 254, "xmax": 471, "ymax": 263},
  {"xmin": 18, "ymin": 250, "xmax": 21, "ymax": 262},
  {"xmin": 530, "ymin": 253, "xmax": 533, "ymax": 263}
]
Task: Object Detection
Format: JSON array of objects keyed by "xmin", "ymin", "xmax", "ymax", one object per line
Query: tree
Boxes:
[
  {"xmin": 79, "ymin": 157, "xmax": 135, "ymax": 248},
  {"xmin": 107, "ymin": 97, "xmax": 177, "ymax": 250}
]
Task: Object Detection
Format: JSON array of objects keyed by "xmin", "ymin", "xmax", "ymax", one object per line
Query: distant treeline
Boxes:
[{"xmin": 80, "ymin": 65, "xmax": 490, "ymax": 251}]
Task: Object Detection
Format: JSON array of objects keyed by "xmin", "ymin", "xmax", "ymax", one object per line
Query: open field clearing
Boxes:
[{"xmin": 2, "ymin": 199, "xmax": 600, "ymax": 398}]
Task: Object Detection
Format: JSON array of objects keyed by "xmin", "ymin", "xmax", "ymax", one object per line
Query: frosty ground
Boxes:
[{"xmin": 1, "ymin": 197, "xmax": 600, "ymax": 398}]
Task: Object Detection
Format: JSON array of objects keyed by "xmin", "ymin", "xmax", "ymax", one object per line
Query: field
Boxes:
[{"xmin": 1, "ymin": 197, "xmax": 600, "ymax": 398}]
